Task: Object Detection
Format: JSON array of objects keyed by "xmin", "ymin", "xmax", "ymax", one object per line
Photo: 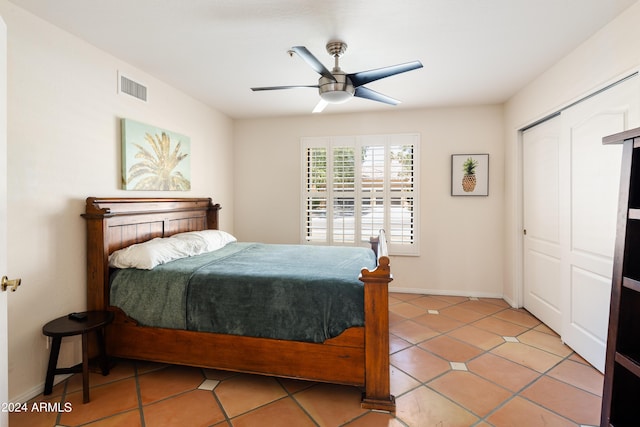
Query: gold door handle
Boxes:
[{"xmin": 1, "ymin": 276, "xmax": 21, "ymax": 292}]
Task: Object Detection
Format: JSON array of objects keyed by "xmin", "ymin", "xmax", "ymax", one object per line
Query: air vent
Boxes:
[{"xmin": 118, "ymin": 73, "xmax": 147, "ymax": 102}]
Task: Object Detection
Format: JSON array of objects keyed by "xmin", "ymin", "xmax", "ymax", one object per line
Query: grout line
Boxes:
[
  {"xmin": 133, "ymin": 361, "xmax": 147, "ymax": 427},
  {"xmin": 276, "ymin": 377, "xmax": 321, "ymax": 427},
  {"xmin": 208, "ymin": 373, "xmax": 242, "ymax": 425},
  {"xmin": 54, "ymin": 376, "xmax": 68, "ymax": 426}
]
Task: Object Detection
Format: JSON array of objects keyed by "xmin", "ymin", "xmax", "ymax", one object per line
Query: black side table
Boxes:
[{"xmin": 42, "ymin": 310, "xmax": 114, "ymax": 403}]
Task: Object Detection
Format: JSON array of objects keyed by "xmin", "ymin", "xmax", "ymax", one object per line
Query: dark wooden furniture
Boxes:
[
  {"xmin": 42, "ymin": 310, "xmax": 114, "ymax": 403},
  {"xmin": 601, "ymin": 127, "xmax": 640, "ymax": 426},
  {"xmin": 81, "ymin": 197, "xmax": 395, "ymax": 411}
]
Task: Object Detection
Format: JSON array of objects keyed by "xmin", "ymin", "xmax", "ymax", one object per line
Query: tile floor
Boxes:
[{"xmin": 10, "ymin": 293, "xmax": 604, "ymax": 427}]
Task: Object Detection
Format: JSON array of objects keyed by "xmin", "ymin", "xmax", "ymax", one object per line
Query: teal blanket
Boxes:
[{"xmin": 110, "ymin": 243, "xmax": 375, "ymax": 343}]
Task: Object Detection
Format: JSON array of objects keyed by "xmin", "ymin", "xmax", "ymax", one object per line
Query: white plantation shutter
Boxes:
[
  {"xmin": 304, "ymin": 147, "xmax": 327, "ymax": 243},
  {"xmin": 389, "ymin": 142, "xmax": 416, "ymax": 251},
  {"xmin": 332, "ymin": 145, "xmax": 356, "ymax": 243},
  {"xmin": 301, "ymin": 134, "xmax": 419, "ymax": 256}
]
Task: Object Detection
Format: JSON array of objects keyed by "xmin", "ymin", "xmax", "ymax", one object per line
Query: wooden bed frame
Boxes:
[{"xmin": 82, "ymin": 197, "xmax": 395, "ymax": 411}]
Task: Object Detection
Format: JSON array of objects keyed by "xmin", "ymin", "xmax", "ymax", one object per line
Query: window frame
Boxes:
[{"xmin": 300, "ymin": 133, "xmax": 420, "ymax": 256}]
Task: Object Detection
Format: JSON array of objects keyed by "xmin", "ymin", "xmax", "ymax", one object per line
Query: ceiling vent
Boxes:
[{"xmin": 118, "ymin": 72, "xmax": 147, "ymax": 102}]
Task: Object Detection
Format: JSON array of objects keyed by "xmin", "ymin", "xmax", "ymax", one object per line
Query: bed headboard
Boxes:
[{"xmin": 82, "ymin": 197, "xmax": 221, "ymax": 310}]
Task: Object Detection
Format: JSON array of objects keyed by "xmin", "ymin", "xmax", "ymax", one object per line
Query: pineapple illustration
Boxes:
[{"xmin": 461, "ymin": 157, "xmax": 478, "ymax": 192}]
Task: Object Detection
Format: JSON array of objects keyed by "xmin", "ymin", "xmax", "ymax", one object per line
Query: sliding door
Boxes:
[
  {"xmin": 523, "ymin": 115, "xmax": 562, "ymax": 334},
  {"xmin": 523, "ymin": 75, "xmax": 640, "ymax": 371}
]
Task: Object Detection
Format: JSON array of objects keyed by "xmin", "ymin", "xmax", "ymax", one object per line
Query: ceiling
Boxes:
[{"xmin": 8, "ymin": 0, "xmax": 639, "ymax": 119}]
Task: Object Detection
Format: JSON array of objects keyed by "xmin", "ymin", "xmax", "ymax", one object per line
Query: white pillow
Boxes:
[
  {"xmin": 108, "ymin": 230, "xmax": 237, "ymax": 270},
  {"xmin": 108, "ymin": 237, "xmax": 192, "ymax": 270},
  {"xmin": 170, "ymin": 230, "xmax": 237, "ymax": 252}
]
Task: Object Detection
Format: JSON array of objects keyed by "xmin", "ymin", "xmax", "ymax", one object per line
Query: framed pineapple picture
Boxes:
[{"xmin": 451, "ymin": 154, "xmax": 489, "ymax": 196}]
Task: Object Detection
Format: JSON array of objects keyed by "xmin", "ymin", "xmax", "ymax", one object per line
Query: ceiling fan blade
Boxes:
[
  {"xmin": 354, "ymin": 86, "xmax": 400, "ymax": 105},
  {"xmin": 291, "ymin": 46, "xmax": 336, "ymax": 82},
  {"xmin": 251, "ymin": 85, "xmax": 318, "ymax": 91},
  {"xmin": 312, "ymin": 99, "xmax": 328, "ymax": 113},
  {"xmin": 348, "ymin": 60, "xmax": 423, "ymax": 87}
]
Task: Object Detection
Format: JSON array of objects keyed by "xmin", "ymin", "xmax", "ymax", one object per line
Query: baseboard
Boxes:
[
  {"xmin": 10, "ymin": 374, "xmax": 72, "ymax": 404},
  {"xmin": 501, "ymin": 294, "xmax": 518, "ymax": 308},
  {"xmin": 389, "ymin": 287, "xmax": 505, "ymax": 301}
]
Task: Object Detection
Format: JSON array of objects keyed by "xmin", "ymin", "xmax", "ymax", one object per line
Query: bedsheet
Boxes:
[{"xmin": 109, "ymin": 242, "xmax": 376, "ymax": 343}]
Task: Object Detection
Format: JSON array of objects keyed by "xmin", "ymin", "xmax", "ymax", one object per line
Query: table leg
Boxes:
[
  {"xmin": 43, "ymin": 337, "xmax": 62, "ymax": 395},
  {"xmin": 96, "ymin": 328, "xmax": 109, "ymax": 376},
  {"xmin": 81, "ymin": 332, "xmax": 89, "ymax": 403}
]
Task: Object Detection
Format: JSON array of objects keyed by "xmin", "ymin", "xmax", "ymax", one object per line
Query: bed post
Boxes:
[
  {"xmin": 82, "ymin": 197, "xmax": 111, "ymax": 311},
  {"xmin": 206, "ymin": 201, "xmax": 221, "ymax": 230},
  {"xmin": 360, "ymin": 230, "xmax": 395, "ymax": 411}
]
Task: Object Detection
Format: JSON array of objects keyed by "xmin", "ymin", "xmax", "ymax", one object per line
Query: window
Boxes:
[{"xmin": 301, "ymin": 134, "xmax": 419, "ymax": 256}]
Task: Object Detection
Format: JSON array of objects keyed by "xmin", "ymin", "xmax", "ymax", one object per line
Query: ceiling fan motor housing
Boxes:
[{"xmin": 319, "ymin": 72, "xmax": 354, "ymax": 103}]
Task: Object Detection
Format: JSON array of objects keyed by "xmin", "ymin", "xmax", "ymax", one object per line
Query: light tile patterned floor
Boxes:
[{"xmin": 10, "ymin": 293, "xmax": 603, "ymax": 426}]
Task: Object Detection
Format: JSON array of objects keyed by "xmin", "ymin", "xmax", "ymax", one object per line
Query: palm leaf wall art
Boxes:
[{"xmin": 121, "ymin": 119, "xmax": 191, "ymax": 191}]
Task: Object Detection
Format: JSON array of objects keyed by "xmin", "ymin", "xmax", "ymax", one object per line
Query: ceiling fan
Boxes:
[{"xmin": 251, "ymin": 41, "xmax": 423, "ymax": 113}]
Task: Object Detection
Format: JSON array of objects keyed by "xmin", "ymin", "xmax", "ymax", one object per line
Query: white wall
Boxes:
[
  {"xmin": 1, "ymin": 1, "xmax": 235, "ymax": 401},
  {"xmin": 234, "ymin": 106, "xmax": 505, "ymax": 297},
  {"xmin": 503, "ymin": 1, "xmax": 640, "ymax": 305}
]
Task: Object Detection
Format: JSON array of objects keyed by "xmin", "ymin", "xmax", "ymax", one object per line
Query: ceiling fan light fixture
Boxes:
[
  {"xmin": 320, "ymin": 89, "xmax": 353, "ymax": 104},
  {"xmin": 318, "ymin": 73, "xmax": 354, "ymax": 104}
]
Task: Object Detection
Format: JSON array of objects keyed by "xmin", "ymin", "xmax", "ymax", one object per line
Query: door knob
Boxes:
[{"xmin": 1, "ymin": 276, "xmax": 21, "ymax": 292}]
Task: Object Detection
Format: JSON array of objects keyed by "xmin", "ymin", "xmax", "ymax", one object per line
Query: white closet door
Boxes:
[
  {"xmin": 523, "ymin": 116, "xmax": 562, "ymax": 333},
  {"xmin": 523, "ymin": 75, "xmax": 639, "ymax": 372},
  {"xmin": 560, "ymin": 77, "xmax": 640, "ymax": 372}
]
